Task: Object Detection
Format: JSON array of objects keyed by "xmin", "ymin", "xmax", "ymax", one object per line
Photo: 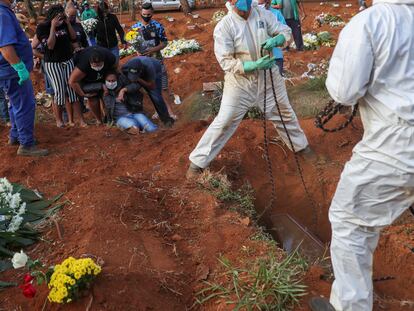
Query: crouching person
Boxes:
[
  {"xmin": 69, "ymin": 46, "xmax": 117, "ymax": 124},
  {"xmin": 103, "ymin": 71, "xmax": 157, "ymax": 134}
]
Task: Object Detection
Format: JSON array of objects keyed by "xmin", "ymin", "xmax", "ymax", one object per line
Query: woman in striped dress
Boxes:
[{"xmin": 36, "ymin": 5, "xmax": 87, "ymax": 127}]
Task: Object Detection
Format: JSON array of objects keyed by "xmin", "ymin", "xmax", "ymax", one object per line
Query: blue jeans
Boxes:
[
  {"xmin": 0, "ymin": 88, "xmax": 9, "ymax": 122},
  {"xmin": 88, "ymin": 36, "xmax": 96, "ymax": 46},
  {"xmin": 0, "ymin": 78, "xmax": 36, "ymax": 146},
  {"xmin": 275, "ymin": 58, "xmax": 284, "ymax": 76},
  {"xmin": 117, "ymin": 113, "xmax": 158, "ymax": 132},
  {"xmin": 109, "ymin": 46, "xmax": 119, "ymax": 63}
]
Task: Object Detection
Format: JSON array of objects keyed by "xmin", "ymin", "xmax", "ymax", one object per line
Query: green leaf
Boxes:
[
  {"xmin": 12, "ymin": 236, "xmax": 37, "ymax": 246},
  {"xmin": 26, "ymin": 200, "xmax": 53, "ymax": 211},
  {"xmin": 14, "ymin": 185, "xmax": 43, "ymax": 202},
  {"xmin": 0, "ymin": 260, "xmax": 12, "ymax": 272},
  {"xmin": 0, "ymin": 281, "xmax": 17, "ymax": 289}
]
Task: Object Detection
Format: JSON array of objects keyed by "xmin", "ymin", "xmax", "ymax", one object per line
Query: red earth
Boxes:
[{"xmin": 1, "ymin": 3, "xmax": 413, "ymax": 311}]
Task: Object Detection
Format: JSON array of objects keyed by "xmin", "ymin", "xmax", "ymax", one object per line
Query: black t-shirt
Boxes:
[
  {"xmin": 36, "ymin": 22, "xmax": 73, "ymax": 63},
  {"xmin": 71, "ymin": 22, "xmax": 89, "ymax": 48},
  {"xmin": 74, "ymin": 46, "xmax": 116, "ymax": 83}
]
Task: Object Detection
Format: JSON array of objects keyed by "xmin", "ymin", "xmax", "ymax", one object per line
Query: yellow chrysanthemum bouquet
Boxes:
[
  {"xmin": 10, "ymin": 250, "xmax": 102, "ymax": 304},
  {"xmin": 48, "ymin": 257, "xmax": 101, "ymax": 303}
]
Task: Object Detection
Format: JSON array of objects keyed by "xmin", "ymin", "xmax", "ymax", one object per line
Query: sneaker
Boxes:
[
  {"xmin": 17, "ymin": 145, "xmax": 48, "ymax": 157},
  {"xmin": 186, "ymin": 162, "xmax": 203, "ymax": 180},
  {"xmin": 308, "ymin": 297, "xmax": 336, "ymax": 311}
]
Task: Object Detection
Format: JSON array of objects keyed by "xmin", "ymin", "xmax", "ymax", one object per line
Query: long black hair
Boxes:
[
  {"xmin": 97, "ymin": 1, "xmax": 109, "ymax": 20},
  {"xmin": 45, "ymin": 4, "xmax": 65, "ymax": 23}
]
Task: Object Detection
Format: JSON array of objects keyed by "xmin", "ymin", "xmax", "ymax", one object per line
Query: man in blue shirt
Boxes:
[
  {"xmin": 0, "ymin": 0, "xmax": 48, "ymax": 156},
  {"xmin": 258, "ymin": 0, "xmax": 287, "ymax": 75}
]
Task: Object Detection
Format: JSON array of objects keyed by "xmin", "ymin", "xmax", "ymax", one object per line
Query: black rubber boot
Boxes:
[
  {"xmin": 17, "ymin": 145, "xmax": 48, "ymax": 157},
  {"xmin": 309, "ymin": 297, "xmax": 336, "ymax": 311}
]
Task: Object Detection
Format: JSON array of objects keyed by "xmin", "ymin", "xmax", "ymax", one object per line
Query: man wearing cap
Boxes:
[
  {"xmin": 0, "ymin": 0, "xmax": 48, "ymax": 156},
  {"xmin": 121, "ymin": 56, "xmax": 174, "ymax": 127}
]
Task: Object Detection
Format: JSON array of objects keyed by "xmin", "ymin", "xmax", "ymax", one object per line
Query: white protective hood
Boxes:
[{"xmin": 374, "ymin": 0, "xmax": 414, "ymax": 4}]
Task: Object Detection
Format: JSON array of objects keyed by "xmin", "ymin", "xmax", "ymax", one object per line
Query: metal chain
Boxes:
[
  {"xmin": 258, "ymin": 64, "xmax": 319, "ymax": 232},
  {"xmin": 315, "ymin": 100, "xmax": 359, "ymax": 132},
  {"xmin": 257, "ymin": 67, "xmax": 277, "ymax": 220}
]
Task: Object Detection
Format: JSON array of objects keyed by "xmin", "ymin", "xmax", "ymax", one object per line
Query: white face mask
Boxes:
[
  {"xmin": 258, "ymin": 3, "xmax": 266, "ymax": 8},
  {"xmin": 105, "ymin": 81, "xmax": 117, "ymax": 90},
  {"xmin": 91, "ymin": 64, "xmax": 104, "ymax": 71}
]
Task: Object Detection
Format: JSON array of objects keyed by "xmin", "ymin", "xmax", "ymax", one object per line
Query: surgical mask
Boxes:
[
  {"xmin": 235, "ymin": 0, "xmax": 253, "ymax": 12},
  {"xmin": 258, "ymin": 3, "xmax": 266, "ymax": 8},
  {"xmin": 91, "ymin": 64, "xmax": 104, "ymax": 71},
  {"xmin": 141, "ymin": 15, "xmax": 152, "ymax": 23},
  {"xmin": 105, "ymin": 81, "xmax": 117, "ymax": 90}
]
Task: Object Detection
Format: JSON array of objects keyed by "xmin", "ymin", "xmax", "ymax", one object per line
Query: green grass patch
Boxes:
[
  {"xmin": 196, "ymin": 253, "xmax": 307, "ymax": 310},
  {"xmin": 198, "ymin": 171, "xmax": 256, "ymax": 218}
]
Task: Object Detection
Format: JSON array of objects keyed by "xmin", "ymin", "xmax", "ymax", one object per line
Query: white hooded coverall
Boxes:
[
  {"xmin": 189, "ymin": 4, "xmax": 309, "ymax": 169},
  {"xmin": 326, "ymin": 0, "xmax": 414, "ymax": 310}
]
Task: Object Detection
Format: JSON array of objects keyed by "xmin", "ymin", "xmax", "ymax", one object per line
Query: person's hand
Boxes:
[
  {"xmin": 116, "ymin": 89, "xmax": 126, "ymax": 102},
  {"xmin": 84, "ymin": 93, "xmax": 97, "ymax": 98},
  {"xmin": 11, "ymin": 61, "xmax": 30, "ymax": 85},
  {"xmin": 243, "ymin": 55, "xmax": 276, "ymax": 72},
  {"xmin": 262, "ymin": 34, "xmax": 286, "ymax": 51},
  {"xmin": 102, "ymin": 84, "xmax": 109, "ymax": 96},
  {"xmin": 51, "ymin": 16, "xmax": 61, "ymax": 29}
]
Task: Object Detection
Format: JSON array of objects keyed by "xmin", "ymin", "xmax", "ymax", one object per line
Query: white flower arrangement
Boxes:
[
  {"xmin": 161, "ymin": 39, "xmax": 201, "ymax": 58},
  {"xmin": 81, "ymin": 18, "xmax": 98, "ymax": 34},
  {"xmin": 0, "ymin": 177, "xmax": 27, "ymax": 233},
  {"xmin": 315, "ymin": 13, "xmax": 346, "ymax": 28},
  {"xmin": 303, "ymin": 31, "xmax": 336, "ymax": 50},
  {"xmin": 119, "ymin": 47, "xmax": 136, "ymax": 58}
]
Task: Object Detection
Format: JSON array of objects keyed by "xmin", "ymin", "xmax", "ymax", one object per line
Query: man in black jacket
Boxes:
[
  {"xmin": 121, "ymin": 56, "xmax": 174, "ymax": 127},
  {"xmin": 96, "ymin": 2, "xmax": 126, "ymax": 62}
]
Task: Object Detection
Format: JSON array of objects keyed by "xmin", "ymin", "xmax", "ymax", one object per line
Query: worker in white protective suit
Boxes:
[
  {"xmin": 308, "ymin": 0, "xmax": 414, "ymax": 310},
  {"xmin": 186, "ymin": 0, "xmax": 312, "ymax": 178}
]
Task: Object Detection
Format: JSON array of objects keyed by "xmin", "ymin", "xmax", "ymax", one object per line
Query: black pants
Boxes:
[{"xmin": 286, "ymin": 19, "xmax": 304, "ymax": 51}]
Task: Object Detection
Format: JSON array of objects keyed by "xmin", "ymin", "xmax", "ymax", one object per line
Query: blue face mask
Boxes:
[{"xmin": 235, "ymin": 0, "xmax": 252, "ymax": 12}]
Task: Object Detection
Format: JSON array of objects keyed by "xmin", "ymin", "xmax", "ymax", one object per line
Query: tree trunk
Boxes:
[
  {"xmin": 129, "ymin": 0, "xmax": 136, "ymax": 21},
  {"xmin": 23, "ymin": 0, "xmax": 37, "ymax": 20},
  {"xmin": 180, "ymin": 0, "xmax": 192, "ymax": 14},
  {"xmin": 38, "ymin": 0, "xmax": 46, "ymax": 16}
]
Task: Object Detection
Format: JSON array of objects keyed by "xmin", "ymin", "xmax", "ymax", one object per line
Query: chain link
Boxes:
[
  {"xmin": 314, "ymin": 100, "xmax": 359, "ymax": 132},
  {"xmin": 258, "ymin": 65, "xmax": 319, "ymax": 233}
]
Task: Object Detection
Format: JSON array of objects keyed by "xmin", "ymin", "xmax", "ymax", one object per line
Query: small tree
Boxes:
[
  {"xmin": 129, "ymin": 0, "xmax": 136, "ymax": 20},
  {"xmin": 180, "ymin": 0, "xmax": 192, "ymax": 14},
  {"xmin": 23, "ymin": 0, "xmax": 37, "ymax": 20}
]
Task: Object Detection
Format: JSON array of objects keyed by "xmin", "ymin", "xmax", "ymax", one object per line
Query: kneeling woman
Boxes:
[{"xmin": 103, "ymin": 71, "xmax": 157, "ymax": 133}]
